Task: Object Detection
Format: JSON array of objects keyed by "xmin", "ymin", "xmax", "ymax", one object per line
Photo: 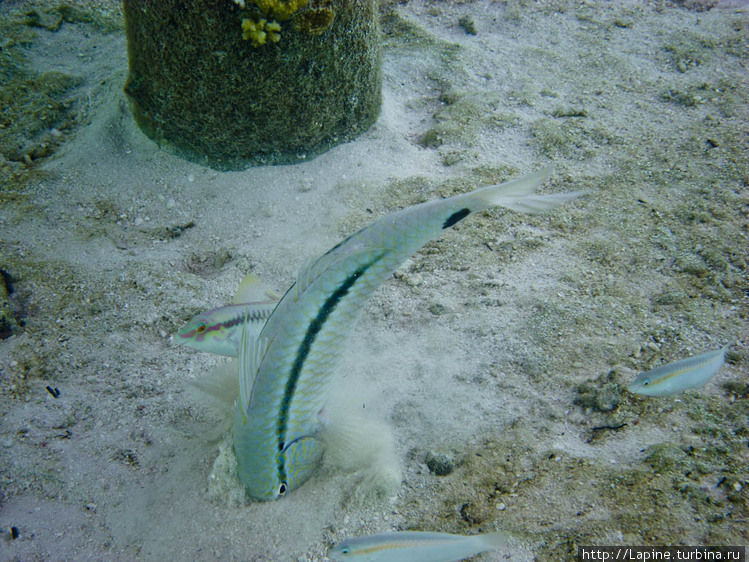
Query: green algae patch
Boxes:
[
  {"xmin": 530, "ymin": 117, "xmax": 619, "ymax": 160},
  {"xmin": 0, "ymin": 257, "xmax": 86, "ymax": 401},
  {"xmin": 0, "ymin": 70, "xmax": 83, "ymax": 163},
  {"xmin": 380, "ymin": 9, "xmax": 452, "ymax": 50},
  {"xmin": 0, "ymin": 1, "xmax": 122, "ymax": 189},
  {"xmin": 418, "ymin": 92, "xmax": 521, "ymax": 150},
  {"xmin": 22, "ymin": 2, "xmax": 122, "ymax": 34},
  {"xmin": 0, "ymin": 270, "xmax": 19, "ymax": 340},
  {"xmin": 398, "ymin": 419, "xmax": 747, "ymax": 559},
  {"xmin": 575, "ymin": 369, "xmax": 625, "ymax": 414},
  {"xmin": 0, "ymin": 20, "xmax": 81, "ymax": 174}
]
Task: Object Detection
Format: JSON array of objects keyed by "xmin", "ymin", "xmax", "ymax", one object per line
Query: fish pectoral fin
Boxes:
[
  {"xmin": 281, "ymin": 436, "xmax": 325, "ymax": 485},
  {"xmin": 281, "ymin": 434, "xmax": 323, "ymax": 455},
  {"xmin": 238, "ymin": 319, "xmax": 269, "ymax": 413}
]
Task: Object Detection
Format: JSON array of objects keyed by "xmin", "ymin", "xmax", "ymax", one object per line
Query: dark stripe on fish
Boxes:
[
  {"xmin": 225, "ymin": 306, "xmax": 274, "ymax": 327},
  {"xmin": 442, "ymin": 208, "xmax": 470, "ymax": 229},
  {"xmin": 277, "ymin": 254, "xmax": 384, "ymax": 480},
  {"xmin": 190, "ymin": 306, "xmax": 274, "ymax": 340}
]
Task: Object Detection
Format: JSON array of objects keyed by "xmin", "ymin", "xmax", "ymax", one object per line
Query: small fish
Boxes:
[
  {"xmin": 328, "ymin": 530, "xmax": 511, "ymax": 562},
  {"xmin": 232, "ymin": 168, "xmax": 584, "ymax": 500},
  {"xmin": 176, "ymin": 274, "xmax": 278, "ymax": 356},
  {"xmin": 628, "ymin": 346, "xmax": 728, "ymax": 396},
  {"xmin": 176, "ymin": 301, "xmax": 276, "ymax": 356}
]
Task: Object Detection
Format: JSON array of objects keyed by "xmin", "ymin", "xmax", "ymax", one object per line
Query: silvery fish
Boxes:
[
  {"xmin": 176, "ymin": 274, "xmax": 278, "ymax": 356},
  {"xmin": 234, "ymin": 168, "xmax": 584, "ymax": 500},
  {"xmin": 628, "ymin": 346, "xmax": 728, "ymax": 396},
  {"xmin": 328, "ymin": 530, "xmax": 511, "ymax": 562}
]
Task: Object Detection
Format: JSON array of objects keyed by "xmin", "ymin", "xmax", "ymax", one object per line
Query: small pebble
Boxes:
[
  {"xmin": 458, "ymin": 15, "xmax": 477, "ymax": 35},
  {"xmin": 425, "ymin": 451, "xmax": 455, "ymax": 476},
  {"xmin": 428, "ymin": 302, "xmax": 447, "ymax": 316}
]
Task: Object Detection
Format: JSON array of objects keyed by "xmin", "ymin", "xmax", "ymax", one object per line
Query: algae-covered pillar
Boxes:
[{"xmin": 122, "ymin": 0, "xmax": 381, "ymax": 169}]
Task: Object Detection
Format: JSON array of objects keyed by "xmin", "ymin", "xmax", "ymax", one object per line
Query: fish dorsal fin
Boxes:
[
  {"xmin": 293, "ymin": 237, "xmax": 376, "ymax": 300},
  {"xmin": 294, "ymin": 256, "xmax": 324, "ymax": 299},
  {"xmin": 233, "ymin": 273, "xmax": 280, "ymax": 304},
  {"xmin": 238, "ymin": 319, "xmax": 268, "ymax": 414}
]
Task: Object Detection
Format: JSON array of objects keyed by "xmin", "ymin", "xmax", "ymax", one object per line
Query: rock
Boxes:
[{"xmin": 425, "ymin": 451, "xmax": 456, "ymax": 476}]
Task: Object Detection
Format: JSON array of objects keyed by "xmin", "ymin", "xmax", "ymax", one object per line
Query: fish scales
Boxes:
[{"xmin": 234, "ymin": 168, "xmax": 583, "ymax": 499}]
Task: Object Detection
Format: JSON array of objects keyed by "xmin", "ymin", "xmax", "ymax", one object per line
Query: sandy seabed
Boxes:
[{"xmin": 0, "ymin": 1, "xmax": 747, "ymax": 560}]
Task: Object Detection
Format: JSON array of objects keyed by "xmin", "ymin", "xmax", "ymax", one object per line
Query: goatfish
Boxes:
[
  {"xmin": 628, "ymin": 346, "xmax": 728, "ymax": 396},
  {"xmin": 176, "ymin": 274, "xmax": 278, "ymax": 356},
  {"xmin": 328, "ymin": 530, "xmax": 512, "ymax": 562},
  {"xmin": 232, "ymin": 168, "xmax": 583, "ymax": 500}
]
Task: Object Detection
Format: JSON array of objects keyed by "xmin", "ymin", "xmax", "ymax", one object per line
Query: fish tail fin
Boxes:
[
  {"xmin": 478, "ymin": 530, "xmax": 513, "ymax": 550},
  {"xmin": 473, "ymin": 167, "xmax": 587, "ymax": 214}
]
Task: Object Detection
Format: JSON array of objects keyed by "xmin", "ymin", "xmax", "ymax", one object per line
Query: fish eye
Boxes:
[
  {"xmin": 341, "ymin": 548, "xmax": 350, "ymax": 554},
  {"xmin": 278, "ymin": 482, "xmax": 287, "ymax": 495},
  {"xmin": 196, "ymin": 324, "xmax": 207, "ymax": 333},
  {"xmin": 643, "ymin": 381, "xmax": 649, "ymax": 386}
]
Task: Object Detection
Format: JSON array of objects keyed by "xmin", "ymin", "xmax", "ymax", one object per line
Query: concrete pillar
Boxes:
[{"xmin": 123, "ymin": 0, "xmax": 380, "ymax": 169}]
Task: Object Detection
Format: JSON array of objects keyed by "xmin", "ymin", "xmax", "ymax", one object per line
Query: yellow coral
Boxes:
[
  {"xmin": 266, "ymin": 20, "xmax": 281, "ymax": 37},
  {"xmin": 239, "ymin": 0, "xmax": 309, "ymax": 46},
  {"xmin": 241, "ymin": 17, "xmax": 281, "ymax": 46},
  {"xmin": 252, "ymin": 0, "xmax": 308, "ymax": 21}
]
